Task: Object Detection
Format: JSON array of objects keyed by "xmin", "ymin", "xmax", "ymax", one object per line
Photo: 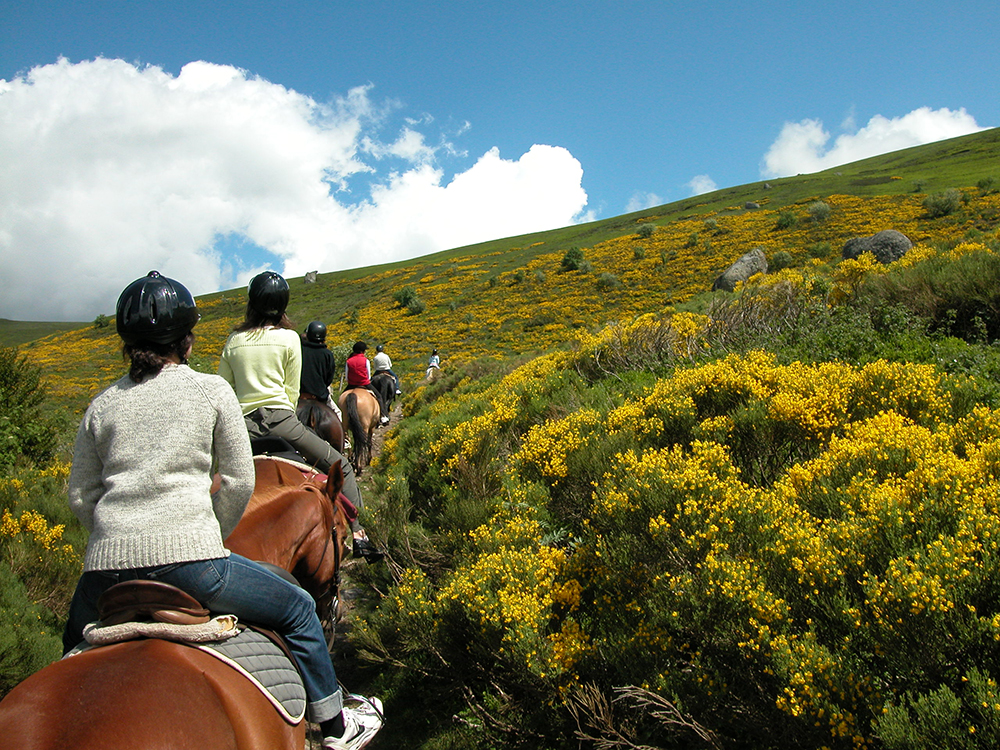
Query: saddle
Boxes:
[
  {"xmin": 250, "ymin": 435, "xmax": 311, "ymax": 465},
  {"xmin": 92, "ymin": 580, "xmax": 308, "ymax": 723},
  {"xmin": 97, "ymin": 580, "xmax": 210, "ymax": 627}
]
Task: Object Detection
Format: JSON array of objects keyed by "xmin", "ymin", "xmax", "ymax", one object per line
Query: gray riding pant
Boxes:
[{"xmin": 244, "ymin": 407, "xmax": 363, "ymax": 511}]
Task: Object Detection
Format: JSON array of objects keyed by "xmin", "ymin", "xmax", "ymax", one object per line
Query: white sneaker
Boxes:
[{"xmin": 323, "ymin": 699, "xmax": 383, "ymax": 750}]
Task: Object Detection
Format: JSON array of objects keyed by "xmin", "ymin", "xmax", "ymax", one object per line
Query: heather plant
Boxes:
[
  {"xmin": 923, "ymin": 188, "xmax": 962, "ymax": 218},
  {"xmin": 775, "ymin": 210, "xmax": 798, "ymax": 230},
  {"xmin": 809, "ymin": 200, "xmax": 832, "ymax": 222},
  {"xmin": 636, "ymin": 223, "xmax": 655, "ymax": 239},
  {"xmin": 770, "ymin": 250, "xmax": 794, "ymax": 271}
]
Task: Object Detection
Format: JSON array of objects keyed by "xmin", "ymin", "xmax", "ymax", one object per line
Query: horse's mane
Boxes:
[{"xmin": 245, "ymin": 456, "xmax": 327, "ymax": 513}]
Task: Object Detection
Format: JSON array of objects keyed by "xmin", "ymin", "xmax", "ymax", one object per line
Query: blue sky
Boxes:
[{"xmin": 2, "ymin": 0, "xmax": 998, "ymax": 320}]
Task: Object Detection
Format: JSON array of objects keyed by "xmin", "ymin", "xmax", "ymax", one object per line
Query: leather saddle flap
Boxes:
[{"xmin": 97, "ymin": 579, "xmax": 211, "ymax": 627}]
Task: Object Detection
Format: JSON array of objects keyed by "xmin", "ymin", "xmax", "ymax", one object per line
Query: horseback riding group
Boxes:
[{"xmin": 0, "ymin": 271, "xmax": 393, "ymax": 750}]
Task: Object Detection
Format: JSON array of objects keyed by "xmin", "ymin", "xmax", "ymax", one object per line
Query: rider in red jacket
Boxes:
[{"xmin": 343, "ymin": 341, "xmax": 388, "ymax": 424}]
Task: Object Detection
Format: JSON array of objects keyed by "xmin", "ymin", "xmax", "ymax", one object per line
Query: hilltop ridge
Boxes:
[{"xmin": 13, "ymin": 127, "xmax": 1000, "ymax": 417}]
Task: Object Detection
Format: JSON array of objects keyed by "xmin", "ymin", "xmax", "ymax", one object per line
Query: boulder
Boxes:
[
  {"xmin": 744, "ymin": 201, "xmax": 760, "ymax": 210},
  {"xmin": 841, "ymin": 230, "xmax": 912, "ymax": 264},
  {"xmin": 304, "ymin": 270, "xmax": 318, "ymax": 283},
  {"xmin": 713, "ymin": 247, "xmax": 768, "ymax": 292}
]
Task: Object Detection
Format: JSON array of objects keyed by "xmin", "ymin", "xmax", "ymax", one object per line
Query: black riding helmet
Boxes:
[
  {"xmin": 116, "ymin": 270, "xmax": 200, "ymax": 345},
  {"xmin": 306, "ymin": 320, "xmax": 327, "ymax": 343},
  {"xmin": 248, "ymin": 271, "xmax": 289, "ymax": 317}
]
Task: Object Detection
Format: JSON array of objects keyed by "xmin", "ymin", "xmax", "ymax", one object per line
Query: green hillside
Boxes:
[
  {"xmin": 5, "ymin": 128, "xmax": 1000, "ymax": 749},
  {"xmin": 0, "ymin": 319, "xmax": 86, "ymax": 348},
  {"xmin": 16, "ymin": 128, "xmax": 1000, "ymax": 425}
]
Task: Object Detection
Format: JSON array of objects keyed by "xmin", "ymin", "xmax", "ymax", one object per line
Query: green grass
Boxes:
[{"xmin": 0, "ymin": 319, "xmax": 87, "ymax": 348}]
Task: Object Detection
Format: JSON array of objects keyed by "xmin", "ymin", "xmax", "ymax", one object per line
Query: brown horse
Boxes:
[
  {"xmin": 297, "ymin": 396, "xmax": 345, "ymax": 453},
  {"xmin": 337, "ymin": 388, "xmax": 381, "ymax": 476},
  {"xmin": 0, "ymin": 457, "xmax": 350, "ymax": 750}
]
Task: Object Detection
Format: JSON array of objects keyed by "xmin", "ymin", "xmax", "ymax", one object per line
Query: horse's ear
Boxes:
[{"xmin": 325, "ymin": 462, "xmax": 344, "ymax": 499}]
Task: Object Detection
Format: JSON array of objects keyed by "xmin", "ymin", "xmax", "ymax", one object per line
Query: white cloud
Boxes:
[
  {"xmin": 625, "ymin": 191, "xmax": 663, "ymax": 213},
  {"xmin": 687, "ymin": 175, "xmax": 717, "ymax": 196},
  {"xmin": 0, "ymin": 59, "xmax": 589, "ymax": 321},
  {"xmin": 761, "ymin": 106, "xmax": 987, "ymax": 179}
]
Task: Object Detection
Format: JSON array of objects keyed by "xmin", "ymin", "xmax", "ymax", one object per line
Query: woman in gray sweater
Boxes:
[{"xmin": 62, "ymin": 271, "xmax": 380, "ymax": 750}]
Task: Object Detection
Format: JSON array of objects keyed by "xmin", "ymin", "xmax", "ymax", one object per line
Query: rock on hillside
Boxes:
[
  {"xmin": 712, "ymin": 247, "xmax": 768, "ymax": 292},
  {"xmin": 842, "ymin": 229, "xmax": 913, "ymax": 264}
]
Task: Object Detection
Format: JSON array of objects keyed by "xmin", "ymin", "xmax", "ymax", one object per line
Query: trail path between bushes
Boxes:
[{"xmin": 306, "ymin": 400, "xmax": 402, "ymax": 747}]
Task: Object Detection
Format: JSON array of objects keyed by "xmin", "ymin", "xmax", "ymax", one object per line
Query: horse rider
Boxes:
[
  {"xmin": 426, "ymin": 348, "xmax": 441, "ymax": 378},
  {"xmin": 344, "ymin": 340, "xmax": 390, "ymax": 425},
  {"xmin": 218, "ymin": 272, "xmax": 380, "ymax": 561},
  {"xmin": 64, "ymin": 271, "xmax": 382, "ymax": 750},
  {"xmin": 372, "ymin": 343, "xmax": 402, "ymax": 395},
  {"xmin": 300, "ymin": 320, "xmax": 345, "ymax": 421}
]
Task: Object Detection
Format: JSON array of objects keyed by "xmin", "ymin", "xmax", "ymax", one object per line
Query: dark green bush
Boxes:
[
  {"xmin": 596, "ymin": 272, "xmax": 621, "ymax": 290},
  {"xmin": 770, "ymin": 250, "xmax": 794, "ymax": 271},
  {"xmin": 0, "ymin": 347, "xmax": 59, "ymax": 471},
  {"xmin": 392, "ymin": 286, "xmax": 418, "ymax": 308},
  {"xmin": 923, "ymin": 188, "xmax": 962, "ymax": 218},
  {"xmin": 561, "ymin": 247, "xmax": 585, "ymax": 272},
  {"xmin": 636, "ymin": 223, "xmax": 655, "ymax": 239},
  {"xmin": 775, "ymin": 210, "xmax": 798, "ymax": 230}
]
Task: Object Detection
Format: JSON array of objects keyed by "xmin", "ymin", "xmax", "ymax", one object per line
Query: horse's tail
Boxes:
[{"xmin": 342, "ymin": 392, "xmax": 369, "ymax": 461}]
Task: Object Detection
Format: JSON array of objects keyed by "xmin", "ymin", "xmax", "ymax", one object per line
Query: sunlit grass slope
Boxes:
[{"xmin": 18, "ymin": 128, "xmax": 1000, "ymax": 424}]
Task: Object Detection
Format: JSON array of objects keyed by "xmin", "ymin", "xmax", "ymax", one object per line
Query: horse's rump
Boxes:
[
  {"xmin": 296, "ymin": 397, "xmax": 344, "ymax": 453},
  {"xmin": 370, "ymin": 371, "xmax": 395, "ymax": 410},
  {"xmin": 0, "ymin": 639, "xmax": 303, "ymax": 749}
]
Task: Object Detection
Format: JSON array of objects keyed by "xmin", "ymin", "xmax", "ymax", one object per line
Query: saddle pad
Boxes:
[
  {"xmin": 198, "ymin": 627, "xmax": 307, "ymax": 724},
  {"xmin": 83, "ymin": 614, "xmax": 239, "ymax": 646}
]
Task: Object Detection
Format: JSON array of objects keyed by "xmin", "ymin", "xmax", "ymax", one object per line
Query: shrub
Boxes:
[
  {"xmin": 392, "ymin": 286, "xmax": 419, "ymax": 308},
  {"xmin": 633, "ymin": 246, "xmax": 646, "ymax": 261},
  {"xmin": 0, "ymin": 347, "xmax": 59, "ymax": 471},
  {"xmin": 923, "ymin": 188, "xmax": 962, "ymax": 218},
  {"xmin": 808, "ymin": 201, "xmax": 831, "ymax": 222},
  {"xmin": 809, "ymin": 241, "xmax": 832, "ymax": 259},
  {"xmin": 775, "ymin": 210, "xmax": 798, "ymax": 230},
  {"xmin": 770, "ymin": 250, "xmax": 794, "ymax": 271},
  {"xmin": 561, "ymin": 247, "xmax": 585, "ymax": 272},
  {"xmin": 686, "ymin": 232, "xmax": 699, "ymax": 248},
  {"xmin": 636, "ymin": 223, "xmax": 655, "ymax": 240},
  {"xmin": 92, "ymin": 314, "xmax": 110, "ymax": 329},
  {"xmin": 406, "ymin": 297, "xmax": 426, "ymax": 315},
  {"xmin": 578, "ymin": 260, "xmax": 593, "ymax": 274},
  {"xmin": 596, "ymin": 273, "xmax": 622, "ymax": 290},
  {"xmin": 977, "ymin": 177, "xmax": 996, "ymax": 195}
]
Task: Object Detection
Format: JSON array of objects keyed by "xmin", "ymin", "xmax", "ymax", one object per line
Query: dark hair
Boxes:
[
  {"xmin": 123, "ymin": 332, "xmax": 195, "ymax": 383},
  {"xmin": 234, "ymin": 304, "xmax": 294, "ymax": 333}
]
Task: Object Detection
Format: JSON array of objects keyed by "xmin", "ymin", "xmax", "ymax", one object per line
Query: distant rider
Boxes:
[
  {"xmin": 300, "ymin": 320, "xmax": 343, "ymax": 420},
  {"xmin": 344, "ymin": 340, "xmax": 389, "ymax": 425},
  {"xmin": 372, "ymin": 344, "xmax": 401, "ymax": 395}
]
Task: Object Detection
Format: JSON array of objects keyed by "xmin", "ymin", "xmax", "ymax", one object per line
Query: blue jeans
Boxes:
[{"xmin": 63, "ymin": 554, "xmax": 343, "ymax": 722}]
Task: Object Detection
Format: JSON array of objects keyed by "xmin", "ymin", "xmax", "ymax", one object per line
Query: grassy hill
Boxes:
[
  {"xmin": 0, "ymin": 319, "xmax": 86, "ymax": 348},
  {"xmin": 6, "ymin": 128, "xmax": 1000, "ymax": 748},
  {"xmin": 16, "ymin": 127, "xmax": 1000, "ymax": 423}
]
